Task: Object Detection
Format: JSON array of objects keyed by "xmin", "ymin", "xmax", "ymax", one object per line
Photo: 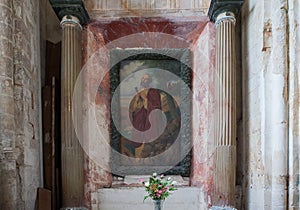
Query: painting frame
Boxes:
[{"xmin": 109, "ymin": 48, "xmax": 192, "ymax": 176}]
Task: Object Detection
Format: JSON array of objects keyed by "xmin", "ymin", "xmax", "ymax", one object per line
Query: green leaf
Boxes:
[{"xmin": 143, "ymin": 195, "xmax": 149, "ymax": 202}]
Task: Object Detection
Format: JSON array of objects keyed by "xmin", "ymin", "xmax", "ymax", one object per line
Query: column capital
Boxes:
[
  {"xmin": 208, "ymin": 0, "xmax": 244, "ymax": 23},
  {"xmin": 49, "ymin": 0, "xmax": 90, "ymax": 25},
  {"xmin": 215, "ymin": 12, "xmax": 236, "ymax": 26},
  {"xmin": 60, "ymin": 15, "xmax": 82, "ymax": 30}
]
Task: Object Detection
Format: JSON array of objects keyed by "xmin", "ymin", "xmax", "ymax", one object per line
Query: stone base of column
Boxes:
[
  {"xmin": 210, "ymin": 206, "xmax": 237, "ymax": 210},
  {"xmin": 213, "ymin": 146, "xmax": 236, "ymax": 205},
  {"xmin": 60, "ymin": 208, "xmax": 88, "ymax": 210}
]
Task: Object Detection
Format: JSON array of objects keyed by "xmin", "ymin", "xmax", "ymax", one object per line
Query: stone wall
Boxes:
[
  {"xmin": 0, "ymin": 0, "xmax": 42, "ymax": 209},
  {"xmin": 241, "ymin": 0, "xmax": 299, "ymax": 209}
]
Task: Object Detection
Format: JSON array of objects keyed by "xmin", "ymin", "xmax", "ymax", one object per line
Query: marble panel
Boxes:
[{"xmin": 81, "ymin": 16, "xmax": 215, "ymax": 208}]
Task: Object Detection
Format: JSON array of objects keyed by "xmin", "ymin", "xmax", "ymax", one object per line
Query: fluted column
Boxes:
[
  {"xmin": 214, "ymin": 11, "xmax": 237, "ymax": 207},
  {"xmin": 208, "ymin": 1, "xmax": 244, "ymax": 208},
  {"xmin": 50, "ymin": 1, "xmax": 89, "ymax": 209},
  {"xmin": 60, "ymin": 15, "xmax": 85, "ymax": 208}
]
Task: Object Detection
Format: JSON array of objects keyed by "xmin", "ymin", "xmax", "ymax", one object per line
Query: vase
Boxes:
[{"xmin": 153, "ymin": 200, "xmax": 164, "ymax": 210}]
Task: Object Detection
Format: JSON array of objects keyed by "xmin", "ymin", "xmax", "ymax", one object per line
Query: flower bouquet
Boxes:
[{"xmin": 141, "ymin": 173, "xmax": 177, "ymax": 210}]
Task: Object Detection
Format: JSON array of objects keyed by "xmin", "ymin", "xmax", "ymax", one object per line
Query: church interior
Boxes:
[{"xmin": 0, "ymin": 0, "xmax": 299, "ymax": 209}]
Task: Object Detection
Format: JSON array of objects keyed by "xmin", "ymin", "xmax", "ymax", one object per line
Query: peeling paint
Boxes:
[{"xmin": 262, "ymin": 20, "xmax": 272, "ymax": 52}]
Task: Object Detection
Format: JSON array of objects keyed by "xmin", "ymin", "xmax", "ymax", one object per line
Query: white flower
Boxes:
[
  {"xmin": 144, "ymin": 181, "xmax": 150, "ymax": 187},
  {"xmin": 153, "ymin": 172, "xmax": 157, "ymax": 177},
  {"xmin": 171, "ymin": 181, "xmax": 177, "ymax": 185},
  {"xmin": 167, "ymin": 177, "xmax": 172, "ymax": 181}
]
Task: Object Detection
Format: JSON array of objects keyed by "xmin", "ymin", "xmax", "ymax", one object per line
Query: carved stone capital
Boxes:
[
  {"xmin": 215, "ymin": 11, "xmax": 236, "ymax": 26},
  {"xmin": 60, "ymin": 15, "xmax": 82, "ymax": 30},
  {"xmin": 208, "ymin": 0, "xmax": 244, "ymax": 23},
  {"xmin": 49, "ymin": 0, "xmax": 89, "ymax": 25}
]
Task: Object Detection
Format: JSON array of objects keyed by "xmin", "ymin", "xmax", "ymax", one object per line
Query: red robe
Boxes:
[{"xmin": 132, "ymin": 88, "xmax": 162, "ymax": 147}]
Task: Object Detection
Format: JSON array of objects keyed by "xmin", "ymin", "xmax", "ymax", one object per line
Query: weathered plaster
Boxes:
[
  {"xmin": 241, "ymin": 0, "xmax": 298, "ymax": 209},
  {"xmin": 190, "ymin": 22, "xmax": 215, "ymax": 207},
  {"xmin": 288, "ymin": 0, "xmax": 300, "ymax": 209}
]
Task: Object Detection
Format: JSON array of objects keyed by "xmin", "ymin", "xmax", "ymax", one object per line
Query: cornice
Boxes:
[
  {"xmin": 49, "ymin": 0, "xmax": 90, "ymax": 25},
  {"xmin": 208, "ymin": 0, "xmax": 244, "ymax": 22}
]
